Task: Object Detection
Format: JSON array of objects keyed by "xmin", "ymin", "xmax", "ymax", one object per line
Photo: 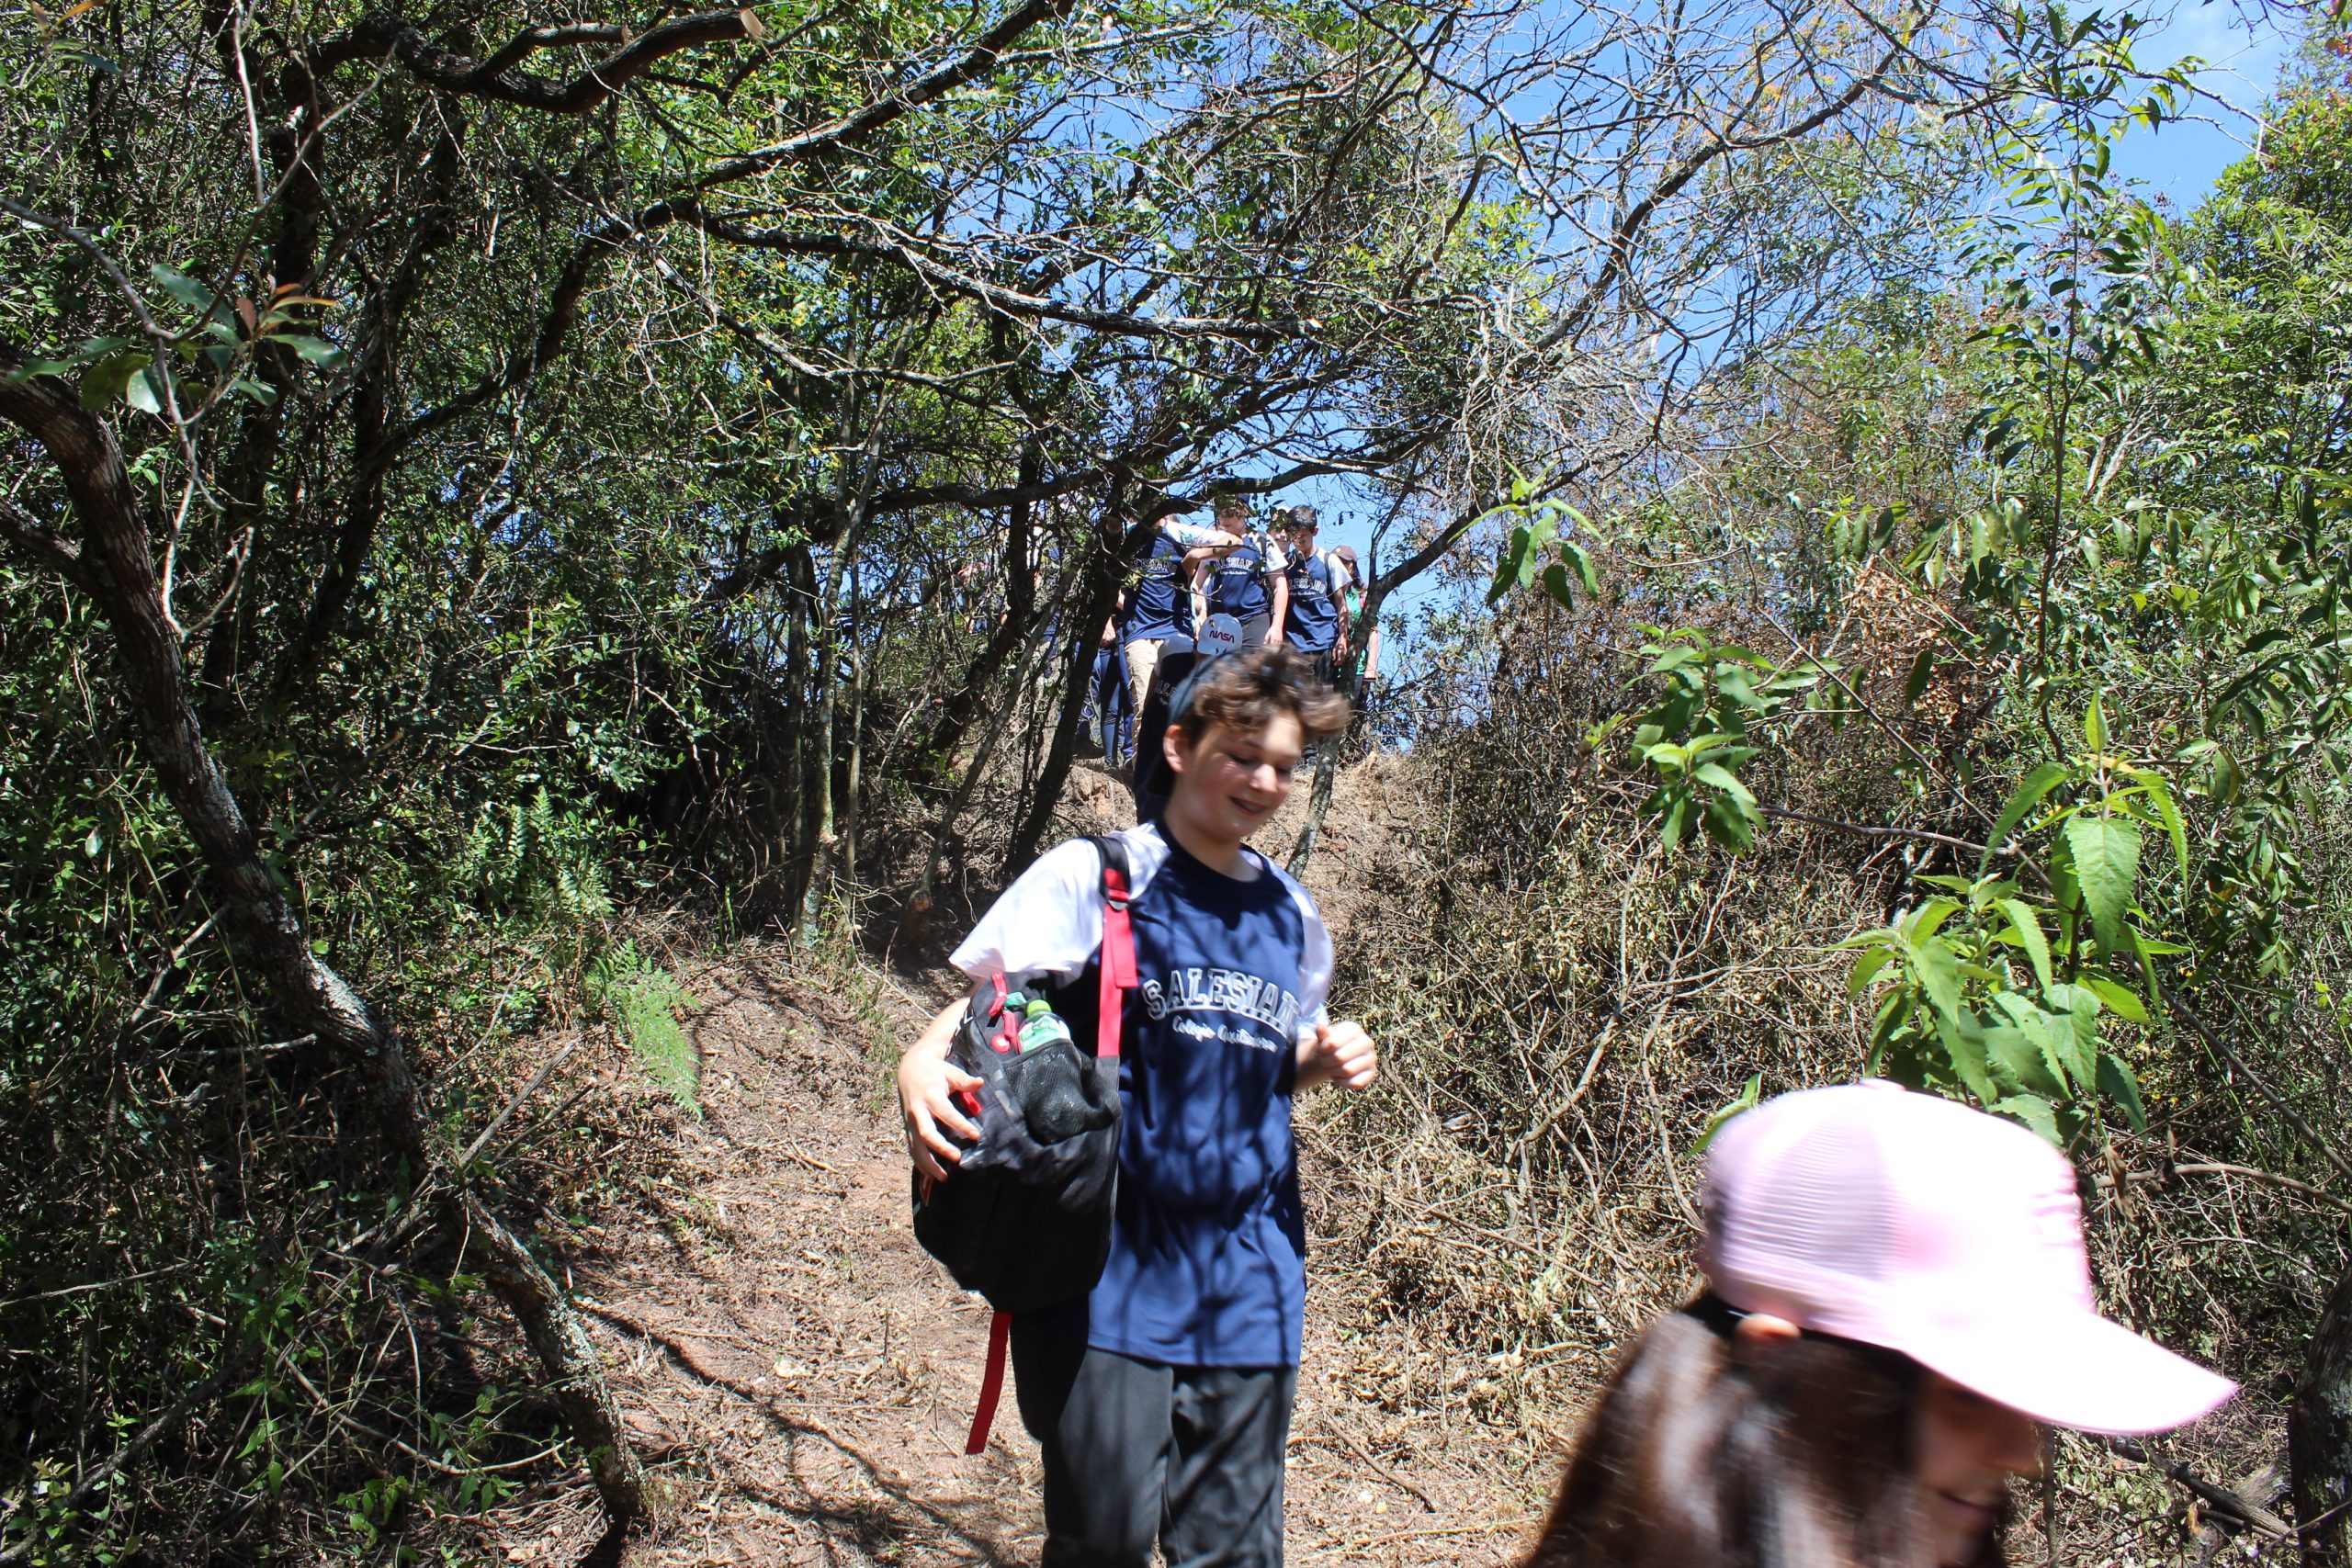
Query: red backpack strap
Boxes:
[
  {"xmin": 1091, "ymin": 835, "xmax": 1136, "ymax": 1060},
  {"xmin": 965, "ymin": 1309, "xmax": 1012, "ymax": 1455},
  {"xmin": 964, "ymin": 837, "xmax": 1135, "ymax": 1460}
]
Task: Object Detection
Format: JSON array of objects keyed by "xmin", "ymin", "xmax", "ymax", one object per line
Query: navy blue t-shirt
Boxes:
[
  {"xmin": 1122, "ymin": 533, "xmax": 1195, "ymax": 641},
  {"xmin": 949, "ymin": 824, "xmax": 1332, "ymax": 1368},
  {"xmin": 1283, "ymin": 549, "xmax": 1344, "ymax": 654},
  {"xmin": 1207, "ymin": 536, "xmax": 1277, "ymax": 623}
]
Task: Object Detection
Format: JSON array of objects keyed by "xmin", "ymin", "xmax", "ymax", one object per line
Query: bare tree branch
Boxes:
[{"xmin": 311, "ymin": 10, "xmax": 753, "ymax": 115}]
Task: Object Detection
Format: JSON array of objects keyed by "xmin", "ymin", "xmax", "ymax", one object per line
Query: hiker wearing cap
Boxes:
[
  {"xmin": 1522, "ymin": 1081, "xmax": 2235, "ymax": 1568},
  {"xmin": 1277, "ymin": 506, "xmax": 1347, "ymax": 685},
  {"xmin": 1204, "ymin": 493, "xmax": 1289, "ymax": 649},
  {"xmin": 1119, "ymin": 517, "xmax": 1241, "ymax": 755},
  {"xmin": 899, "ymin": 646, "xmax": 1376, "ymax": 1568}
]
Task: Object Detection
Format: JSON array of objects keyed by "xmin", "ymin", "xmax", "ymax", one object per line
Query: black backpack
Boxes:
[
  {"xmin": 910, "ymin": 835, "xmax": 1136, "ymax": 1450},
  {"xmin": 1128, "ymin": 639, "xmax": 1202, "ymax": 823}
]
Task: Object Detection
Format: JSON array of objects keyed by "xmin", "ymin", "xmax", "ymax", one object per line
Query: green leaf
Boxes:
[
  {"xmin": 2210, "ymin": 746, "xmax": 2245, "ymax": 805},
  {"xmin": 2084, "ymin": 694, "xmax": 2107, "ymax": 751},
  {"xmin": 2128, "ymin": 767, "xmax": 2191, "ymax": 888},
  {"xmin": 1905, "ymin": 644, "xmax": 1936, "ymax": 705},
  {"xmin": 1658, "ymin": 787, "xmax": 1692, "ymax": 852},
  {"xmin": 78, "ymin": 350, "xmax": 150, "ymax": 411},
  {"xmin": 1906, "ymin": 897, "xmax": 1964, "ymax": 944},
  {"xmin": 1984, "ymin": 1017, "xmax": 2065, "ymax": 1098},
  {"xmin": 1996, "ymin": 1092, "xmax": 2062, "ymax": 1144},
  {"xmin": 1537, "ymin": 560, "xmax": 1578, "ymax": 610},
  {"xmin": 1559, "ymin": 538, "xmax": 1600, "ymax": 595},
  {"xmin": 1847, "ymin": 944, "xmax": 1898, "ymax": 996},
  {"xmin": 2041, "ymin": 982, "xmax": 2102, "ymax": 1089},
  {"xmin": 1692, "ymin": 761, "xmax": 1756, "ymax": 803},
  {"xmin": 1487, "ymin": 523, "xmax": 1533, "ymax": 605},
  {"xmin": 2081, "ymin": 974, "xmax": 2148, "ymax": 1023},
  {"xmin": 1936, "ymin": 1012, "xmax": 2000, "ymax": 1104},
  {"xmin": 150, "ymin": 263, "xmax": 215, "ymax": 312},
  {"xmin": 1980, "ymin": 761, "xmax": 2068, "ymax": 874},
  {"xmin": 123, "ymin": 365, "xmax": 163, "ymax": 415},
  {"xmin": 2097, "ymin": 1052, "xmax": 2148, "ymax": 1132},
  {"xmin": 2064, "ymin": 815, "xmax": 2141, "ymax": 953},
  {"xmin": 1997, "ymin": 898, "xmax": 2053, "ymax": 990},
  {"xmin": 1702, "ymin": 791, "xmax": 1758, "ymax": 852},
  {"xmin": 1906, "ymin": 934, "xmax": 1962, "ymax": 1024},
  {"xmin": 277, "ymin": 334, "xmax": 347, "ymax": 370}
]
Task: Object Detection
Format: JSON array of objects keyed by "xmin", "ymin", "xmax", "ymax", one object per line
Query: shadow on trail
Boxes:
[{"xmin": 582, "ymin": 1303, "xmax": 1027, "ymax": 1568}]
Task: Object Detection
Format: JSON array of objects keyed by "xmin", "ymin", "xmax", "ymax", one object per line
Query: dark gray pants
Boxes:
[{"xmin": 1010, "ymin": 1320, "xmax": 1295, "ymax": 1568}]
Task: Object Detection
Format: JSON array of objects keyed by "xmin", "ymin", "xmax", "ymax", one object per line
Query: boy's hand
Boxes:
[
  {"xmin": 1296, "ymin": 1021, "xmax": 1377, "ymax": 1092},
  {"xmin": 899, "ymin": 999, "xmax": 983, "ymax": 1181}
]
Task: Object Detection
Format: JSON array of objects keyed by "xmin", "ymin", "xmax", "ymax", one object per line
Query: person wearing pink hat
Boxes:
[{"xmin": 1523, "ymin": 1080, "xmax": 2235, "ymax": 1568}]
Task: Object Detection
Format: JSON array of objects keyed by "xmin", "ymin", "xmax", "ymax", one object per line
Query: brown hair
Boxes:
[
  {"xmin": 1170, "ymin": 646, "xmax": 1350, "ymax": 745},
  {"xmin": 1522, "ymin": 1296, "xmax": 2007, "ymax": 1568}
]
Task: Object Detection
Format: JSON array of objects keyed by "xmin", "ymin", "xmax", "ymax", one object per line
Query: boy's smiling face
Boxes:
[{"xmin": 1165, "ymin": 712, "xmax": 1304, "ymax": 849}]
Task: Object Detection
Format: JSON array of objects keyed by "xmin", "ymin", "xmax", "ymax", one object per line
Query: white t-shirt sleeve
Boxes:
[
  {"xmin": 1263, "ymin": 536, "xmax": 1290, "ymax": 571},
  {"xmin": 1162, "ymin": 520, "xmax": 1223, "ymax": 549},
  {"xmin": 1274, "ymin": 867, "xmax": 1333, "ymax": 1043},
  {"xmin": 949, "ymin": 839, "xmax": 1105, "ymax": 983}
]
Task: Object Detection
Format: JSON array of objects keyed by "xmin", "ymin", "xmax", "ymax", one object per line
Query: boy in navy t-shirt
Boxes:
[
  {"xmin": 899, "ymin": 647, "xmax": 1377, "ymax": 1567},
  {"xmin": 1118, "ymin": 518, "xmax": 1240, "ymax": 733},
  {"xmin": 1276, "ymin": 505, "xmax": 1348, "ymax": 685},
  {"xmin": 1203, "ymin": 492, "xmax": 1289, "ymax": 649}
]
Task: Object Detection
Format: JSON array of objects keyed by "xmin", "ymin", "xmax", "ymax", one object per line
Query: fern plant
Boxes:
[
  {"xmin": 456, "ymin": 787, "xmax": 615, "ymax": 963},
  {"xmin": 586, "ymin": 941, "xmax": 700, "ymax": 1115}
]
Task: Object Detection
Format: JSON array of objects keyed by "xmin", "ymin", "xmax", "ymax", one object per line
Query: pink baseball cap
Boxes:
[{"xmin": 1697, "ymin": 1079, "xmax": 2234, "ymax": 1435}]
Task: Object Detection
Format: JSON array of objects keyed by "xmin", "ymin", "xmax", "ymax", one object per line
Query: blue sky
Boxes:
[
  {"xmin": 2110, "ymin": 2, "xmax": 2296, "ymax": 202},
  {"xmin": 1249, "ymin": 4, "xmax": 2306, "ymax": 678}
]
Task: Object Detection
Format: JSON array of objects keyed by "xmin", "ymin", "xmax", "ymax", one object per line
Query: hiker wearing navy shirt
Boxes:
[
  {"xmin": 1204, "ymin": 492, "xmax": 1288, "ymax": 649},
  {"xmin": 1119, "ymin": 518, "xmax": 1239, "ymax": 735},
  {"xmin": 898, "ymin": 647, "xmax": 1377, "ymax": 1568},
  {"xmin": 1276, "ymin": 506, "xmax": 1347, "ymax": 685}
]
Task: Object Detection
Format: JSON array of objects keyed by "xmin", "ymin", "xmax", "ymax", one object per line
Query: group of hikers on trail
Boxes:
[
  {"xmin": 893, "ymin": 502, "xmax": 2233, "ymax": 1568},
  {"xmin": 1083, "ymin": 492, "xmax": 1381, "ymax": 780}
]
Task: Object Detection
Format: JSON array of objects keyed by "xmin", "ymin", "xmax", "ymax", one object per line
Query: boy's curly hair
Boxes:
[{"xmin": 1172, "ymin": 646, "xmax": 1351, "ymax": 743}]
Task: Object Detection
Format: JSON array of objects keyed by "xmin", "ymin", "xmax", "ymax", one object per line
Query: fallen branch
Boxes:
[
  {"xmin": 458, "ymin": 1032, "xmax": 586, "ymax": 1168},
  {"xmin": 2102, "ymin": 1437, "xmax": 2292, "ymax": 1540},
  {"xmin": 2094, "ymin": 1161, "xmax": 2352, "ymax": 1213},
  {"xmin": 1327, "ymin": 1425, "xmax": 1442, "ymax": 1514},
  {"xmin": 1755, "ymin": 804, "xmax": 2005, "ymax": 859}
]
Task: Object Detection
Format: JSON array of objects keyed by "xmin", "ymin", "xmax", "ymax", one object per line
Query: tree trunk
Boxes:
[
  {"xmin": 0, "ymin": 363, "xmax": 647, "ymax": 1528},
  {"xmin": 1287, "ymin": 735, "xmax": 1343, "ymax": 874},
  {"xmin": 775, "ymin": 542, "xmax": 817, "ymax": 917},
  {"xmin": 905, "ymin": 448, "xmax": 1046, "ymax": 793},
  {"xmin": 1000, "ymin": 518, "xmax": 1133, "ymax": 878},
  {"xmin": 2293, "ymin": 1247, "xmax": 2352, "ymax": 1567},
  {"xmin": 1288, "ymin": 581, "xmax": 1385, "ymax": 874}
]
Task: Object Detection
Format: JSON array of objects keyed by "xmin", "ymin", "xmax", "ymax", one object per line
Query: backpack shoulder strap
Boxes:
[
  {"xmin": 1086, "ymin": 834, "xmax": 1136, "ymax": 1060},
  {"xmin": 964, "ymin": 834, "xmax": 1136, "ymax": 1461}
]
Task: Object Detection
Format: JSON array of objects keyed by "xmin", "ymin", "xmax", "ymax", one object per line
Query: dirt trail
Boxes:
[{"xmin": 487, "ymin": 758, "xmax": 1548, "ymax": 1567}]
